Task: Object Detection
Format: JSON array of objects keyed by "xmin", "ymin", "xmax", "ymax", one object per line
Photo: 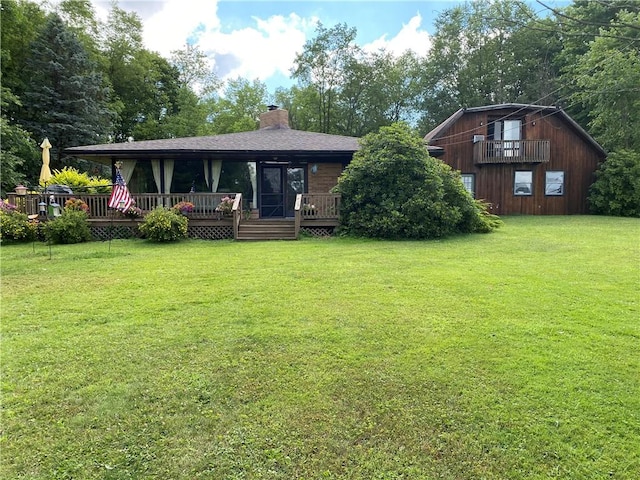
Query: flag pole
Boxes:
[
  {"xmin": 109, "ymin": 206, "xmax": 113, "ymax": 253},
  {"xmin": 107, "ymin": 161, "xmax": 135, "ymax": 252}
]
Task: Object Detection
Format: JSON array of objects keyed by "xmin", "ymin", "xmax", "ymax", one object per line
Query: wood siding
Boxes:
[
  {"xmin": 307, "ymin": 162, "xmax": 345, "ymax": 194},
  {"xmin": 430, "ymin": 109, "xmax": 605, "ymax": 215}
]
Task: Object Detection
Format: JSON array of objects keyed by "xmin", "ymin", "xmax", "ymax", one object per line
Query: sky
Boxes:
[{"xmin": 59, "ymin": 0, "xmax": 569, "ymax": 93}]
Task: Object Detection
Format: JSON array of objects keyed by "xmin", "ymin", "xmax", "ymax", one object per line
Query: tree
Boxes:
[
  {"xmin": 19, "ymin": 13, "xmax": 114, "ymax": 168},
  {"xmin": 170, "ymin": 43, "xmax": 220, "ymax": 97},
  {"xmin": 0, "ymin": 87, "xmax": 38, "ymax": 195},
  {"xmin": 338, "ymin": 50, "xmax": 423, "ymax": 137},
  {"xmin": 548, "ymin": 0, "xmax": 640, "ymax": 129},
  {"xmin": 334, "ymin": 123, "xmax": 501, "ymax": 239},
  {"xmin": 55, "ymin": 0, "xmax": 101, "ymax": 60},
  {"xmin": 570, "ymin": 10, "xmax": 640, "ymax": 152},
  {"xmin": 209, "ymin": 78, "xmax": 269, "ymax": 134},
  {"xmin": 589, "ymin": 150, "xmax": 640, "ymax": 218},
  {"xmin": 274, "ymin": 85, "xmax": 321, "ymax": 132},
  {"xmin": 101, "ymin": 4, "xmax": 180, "ymax": 141},
  {"xmin": 292, "ymin": 22, "xmax": 360, "ymax": 133},
  {"xmin": 416, "ymin": 0, "xmax": 558, "ymax": 132},
  {"xmin": 0, "ymin": 0, "xmax": 47, "ymax": 111}
]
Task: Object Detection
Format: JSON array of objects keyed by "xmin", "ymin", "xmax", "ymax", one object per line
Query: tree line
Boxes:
[{"xmin": 2, "ymin": 0, "xmax": 639, "ymax": 201}]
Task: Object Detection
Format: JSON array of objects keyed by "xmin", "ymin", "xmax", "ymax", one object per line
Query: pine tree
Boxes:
[{"xmin": 19, "ymin": 13, "xmax": 114, "ymax": 167}]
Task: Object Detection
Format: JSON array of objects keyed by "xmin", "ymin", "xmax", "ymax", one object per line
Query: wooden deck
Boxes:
[{"xmin": 7, "ymin": 192, "xmax": 341, "ymax": 241}]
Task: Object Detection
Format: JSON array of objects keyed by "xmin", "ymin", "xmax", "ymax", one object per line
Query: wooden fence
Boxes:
[{"xmin": 6, "ymin": 192, "xmax": 239, "ymax": 220}]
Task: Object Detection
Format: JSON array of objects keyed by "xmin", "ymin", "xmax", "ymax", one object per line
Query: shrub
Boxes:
[
  {"xmin": 589, "ymin": 150, "xmax": 640, "ymax": 217},
  {"xmin": 0, "ymin": 200, "xmax": 18, "ymax": 213},
  {"xmin": 121, "ymin": 206, "xmax": 143, "ymax": 219},
  {"xmin": 64, "ymin": 197, "xmax": 89, "ymax": 214},
  {"xmin": 334, "ymin": 122, "xmax": 501, "ymax": 239},
  {"xmin": 138, "ymin": 207, "xmax": 188, "ymax": 242},
  {"xmin": 172, "ymin": 201, "xmax": 194, "ymax": 215},
  {"xmin": 42, "ymin": 210, "xmax": 92, "ymax": 244},
  {"xmin": 215, "ymin": 196, "xmax": 234, "ymax": 215},
  {"xmin": 0, "ymin": 209, "xmax": 38, "ymax": 242},
  {"xmin": 47, "ymin": 166, "xmax": 111, "ymax": 193}
]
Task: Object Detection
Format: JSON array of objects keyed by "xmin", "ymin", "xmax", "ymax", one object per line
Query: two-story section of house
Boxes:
[{"xmin": 424, "ymin": 104, "xmax": 606, "ymax": 215}]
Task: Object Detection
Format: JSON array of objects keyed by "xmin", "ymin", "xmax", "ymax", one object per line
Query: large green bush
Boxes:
[
  {"xmin": 42, "ymin": 209, "xmax": 92, "ymax": 244},
  {"xmin": 139, "ymin": 207, "xmax": 188, "ymax": 242},
  {"xmin": 589, "ymin": 150, "xmax": 640, "ymax": 217},
  {"xmin": 334, "ymin": 122, "xmax": 501, "ymax": 239}
]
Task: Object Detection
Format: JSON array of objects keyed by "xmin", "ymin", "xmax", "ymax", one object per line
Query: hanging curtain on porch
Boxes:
[
  {"xmin": 212, "ymin": 160, "xmax": 222, "ymax": 192},
  {"xmin": 202, "ymin": 160, "xmax": 222, "ymax": 193},
  {"xmin": 151, "ymin": 159, "xmax": 175, "ymax": 193},
  {"xmin": 119, "ymin": 160, "xmax": 136, "ymax": 184},
  {"xmin": 249, "ymin": 162, "xmax": 257, "ymax": 207},
  {"xmin": 164, "ymin": 159, "xmax": 174, "ymax": 193},
  {"xmin": 203, "ymin": 159, "xmax": 222, "ymax": 192},
  {"xmin": 151, "ymin": 160, "xmax": 162, "ymax": 193},
  {"xmin": 203, "ymin": 160, "xmax": 210, "ymax": 189}
]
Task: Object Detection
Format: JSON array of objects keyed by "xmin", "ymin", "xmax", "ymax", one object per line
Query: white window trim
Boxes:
[
  {"xmin": 545, "ymin": 171, "xmax": 565, "ymax": 196},
  {"xmin": 514, "ymin": 171, "xmax": 533, "ymax": 196}
]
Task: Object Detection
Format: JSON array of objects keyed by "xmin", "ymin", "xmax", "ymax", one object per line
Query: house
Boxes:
[
  {"xmin": 424, "ymin": 104, "xmax": 606, "ymax": 215},
  {"xmin": 65, "ymin": 106, "xmax": 360, "ymax": 220}
]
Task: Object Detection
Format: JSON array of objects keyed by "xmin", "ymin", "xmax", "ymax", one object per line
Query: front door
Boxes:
[{"xmin": 260, "ymin": 165, "xmax": 305, "ymax": 218}]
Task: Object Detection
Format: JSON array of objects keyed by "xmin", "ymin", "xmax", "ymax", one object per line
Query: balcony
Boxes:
[{"xmin": 473, "ymin": 140, "xmax": 550, "ymax": 165}]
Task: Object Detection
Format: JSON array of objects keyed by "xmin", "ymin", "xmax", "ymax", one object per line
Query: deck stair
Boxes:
[{"xmin": 236, "ymin": 219, "xmax": 297, "ymax": 241}]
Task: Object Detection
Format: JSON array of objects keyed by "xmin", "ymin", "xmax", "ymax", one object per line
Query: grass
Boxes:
[{"xmin": 1, "ymin": 216, "xmax": 639, "ymax": 479}]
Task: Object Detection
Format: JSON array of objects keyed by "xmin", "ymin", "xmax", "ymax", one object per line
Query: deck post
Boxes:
[
  {"xmin": 232, "ymin": 193, "xmax": 243, "ymax": 240},
  {"xmin": 294, "ymin": 194, "xmax": 302, "ymax": 239}
]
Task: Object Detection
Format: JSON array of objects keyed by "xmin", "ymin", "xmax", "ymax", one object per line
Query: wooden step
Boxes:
[{"xmin": 236, "ymin": 220, "xmax": 297, "ymax": 241}]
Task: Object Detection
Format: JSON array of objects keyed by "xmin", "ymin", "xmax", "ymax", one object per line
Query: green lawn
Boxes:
[{"xmin": 1, "ymin": 216, "xmax": 639, "ymax": 479}]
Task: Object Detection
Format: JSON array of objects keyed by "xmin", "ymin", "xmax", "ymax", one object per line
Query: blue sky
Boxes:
[{"xmin": 81, "ymin": 1, "xmax": 569, "ymax": 93}]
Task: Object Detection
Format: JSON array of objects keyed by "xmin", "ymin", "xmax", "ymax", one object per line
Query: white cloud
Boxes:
[
  {"xmin": 363, "ymin": 13, "xmax": 432, "ymax": 57},
  {"xmin": 142, "ymin": 0, "xmax": 220, "ymax": 57},
  {"xmin": 195, "ymin": 13, "xmax": 315, "ymax": 84}
]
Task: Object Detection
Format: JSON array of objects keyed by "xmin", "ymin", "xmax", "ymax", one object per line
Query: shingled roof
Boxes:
[
  {"xmin": 65, "ymin": 106, "xmax": 444, "ymax": 164},
  {"xmin": 64, "ymin": 128, "xmax": 362, "ymax": 164}
]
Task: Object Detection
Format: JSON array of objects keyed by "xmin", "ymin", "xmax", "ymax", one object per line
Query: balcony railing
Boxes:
[{"xmin": 473, "ymin": 140, "xmax": 550, "ymax": 165}]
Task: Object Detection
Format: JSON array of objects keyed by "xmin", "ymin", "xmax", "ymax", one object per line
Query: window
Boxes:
[
  {"xmin": 461, "ymin": 174, "xmax": 475, "ymax": 197},
  {"xmin": 489, "ymin": 119, "xmax": 522, "ymax": 157},
  {"xmin": 514, "ymin": 171, "xmax": 533, "ymax": 196},
  {"xmin": 545, "ymin": 171, "xmax": 564, "ymax": 196}
]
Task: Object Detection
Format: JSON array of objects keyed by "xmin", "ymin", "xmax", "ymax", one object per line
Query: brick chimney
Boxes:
[{"xmin": 259, "ymin": 105, "xmax": 290, "ymax": 129}]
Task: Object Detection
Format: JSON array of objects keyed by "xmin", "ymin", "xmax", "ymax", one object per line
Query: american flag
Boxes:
[{"xmin": 108, "ymin": 168, "xmax": 134, "ymax": 212}]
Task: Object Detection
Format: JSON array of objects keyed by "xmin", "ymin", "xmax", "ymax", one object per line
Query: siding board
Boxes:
[{"xmin": 429, "ymin": 106, "xmax": 604, "ymax": 215}]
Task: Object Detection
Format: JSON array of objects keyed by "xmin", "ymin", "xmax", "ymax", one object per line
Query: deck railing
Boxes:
[
  {"xmin": 294, "ymin": 193, "xmax": 341, "ymax": 238},
  {"xmin": 299, "ymin": 193, "xmax": 341, "ymax": 219},
  {"xmin": 7, "ymin": 192, "xmax": 239, "ymax": 219},
  {"xmin": 473, "ymin": 140, "xmax": 550, "ymax": 164}
]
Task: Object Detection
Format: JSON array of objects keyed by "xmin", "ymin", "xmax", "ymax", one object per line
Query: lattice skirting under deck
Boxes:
[
  {"xmin": 300, "ymin": 226, "xmax": 336, "ymax": 237},
  {"xmin": 187, "ymin": 225, "xmax": 233, "ymax": 240},
  {"xmin": 91, "ymin": 224, "xmax": 234, "ymax": 240},
  {"xmin": 91, "ymin": 225, "xmax": 142, "ymax": 240}
]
